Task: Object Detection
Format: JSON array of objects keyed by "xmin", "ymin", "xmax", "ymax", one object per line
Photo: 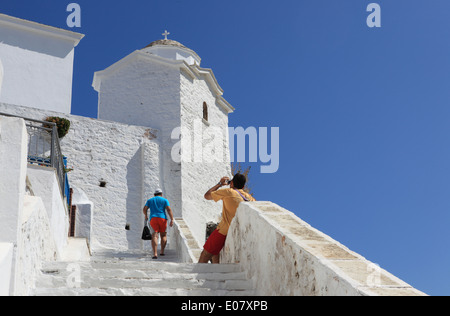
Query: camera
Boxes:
[{"xmin": 226, "ymin": 180, "xmax": 232, "ymax": 185}]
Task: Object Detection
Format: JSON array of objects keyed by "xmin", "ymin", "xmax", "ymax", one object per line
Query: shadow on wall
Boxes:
[{"xmin": 126, "ymin": 146, "xmax": 144, "ymax": 250}]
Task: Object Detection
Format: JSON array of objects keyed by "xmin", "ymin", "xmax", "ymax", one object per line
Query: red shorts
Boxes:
[
  {"xmin": 150, "ymin": 217, "xmax": 168, "ymax": 233},
  {"xmin": 203, "ymin": 229, "xmax": 227, "ymax": 256}
]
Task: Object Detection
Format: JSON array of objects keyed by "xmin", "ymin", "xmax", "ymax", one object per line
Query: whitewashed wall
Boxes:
[
  {"xmin": 0, "ymin": 15, "xmax": 83, "ymax": 114},
  {"xmin": 0, "ymin": 243, "xmax": 13, "ymax": 296},
  {"xmin": 95, "ymin": 53, "xmax": 182, "ymax": 219},
  {"xmin": 71, "ymin": 185, "xmax": 93, "ymax": 241},
  {"xmin": 0, "ymin": 116, "xmax": 59, "ymax": 296},
  {"xmin": 60, "ymin": 116, "xmax": 161, "ymax": 251},
  {"xmin": 0, "ymin": 116, "xmax": 27, "ymax": 244},
  {"xmin": 0, "ymin": 58, "xmax": 3, "ymax": 97},
  {"xmin": 27, "ymin": 165, "xmax": 69, "ymax": 257},
  {"xmin": 16, "ymin": 196, "xmax": 58, "ymax": 296},
  {"xmin": 0, "ymin": 43, "xmax": 234, "ymax": 252},
  {"xmin": 222, "ymin": 202, "xmax": 427, "ymax": 296},
  {"xmin": 0, "ymin": 103, "xmax": 161, "ymax": 251},
  {"xmin": 141, "ymin": 45, "xmax": 201, "ymax": 66},
  {"xmin": 180, "ymin": 73, "xmax": 232, "ymax": 247},
  {"xmin": 94, "ymin": 45, "xmax": 235, "ymax": 248}
]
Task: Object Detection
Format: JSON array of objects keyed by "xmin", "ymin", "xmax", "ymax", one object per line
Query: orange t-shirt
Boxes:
[{"xmin": 211, "ymin": 188, "xmax": 255, "ymax": 236}]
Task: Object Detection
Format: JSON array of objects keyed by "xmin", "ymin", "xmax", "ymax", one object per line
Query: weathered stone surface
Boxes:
[
  {"xmin": 32, "ymin": 250, "xmax": 255, "ymax": 296},
  {"xmin": 222, "ymin": 202, "xmax": 427, "ymax": 296}
]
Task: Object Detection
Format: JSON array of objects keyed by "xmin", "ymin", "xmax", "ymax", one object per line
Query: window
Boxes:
[{"xmin": 203, "ymin": 102, "xmax": 208, "ymax": 122}]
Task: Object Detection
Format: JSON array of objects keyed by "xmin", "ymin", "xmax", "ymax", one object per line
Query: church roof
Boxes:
[
  {"xmin": 142, "ymin": 31, "xmax": 201, "ymax": 63},
  {"xmin": 143, "ymin": 39, "xmax": 200, "ymax": 61},
  {"xmin": 142, "ymin": 36, "xmax": 202, "ymax": 67},
  {"xmin": 144, "ymin": 39, "xmax": 189, "ymax": 50}
]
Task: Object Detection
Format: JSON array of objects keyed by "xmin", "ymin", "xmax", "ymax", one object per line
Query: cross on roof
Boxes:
[{"xmin": 162, "ymin": 30, "xmax": 170, "ymax": 40}]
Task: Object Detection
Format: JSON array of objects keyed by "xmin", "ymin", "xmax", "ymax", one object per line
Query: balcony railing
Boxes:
[{"xmin": 0, "ymin": 112, "xmax": 66, "ymax": 200}]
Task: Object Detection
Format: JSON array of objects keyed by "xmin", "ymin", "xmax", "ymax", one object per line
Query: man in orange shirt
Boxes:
[{"xmin": 199, "ymin": 173, "xmax": 255, "ymax": 264}]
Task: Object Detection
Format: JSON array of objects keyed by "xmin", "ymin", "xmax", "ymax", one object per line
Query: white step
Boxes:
[
  {"xmin": 41, "ymin": 261, "xmax": 244, "ymax": 274},
  {"xmin": 39, "ymin": 267, "xmax": 248, "ymax": 282},
  {"xmin": 33, "ymin": 287, "xmax": 256, "ymax": 297},
  {"xmin": 32, "ymin": 250, "xmax": 256, "ymax": 296},
  {"xmin": 36, "ymin": 272, "xmax": 253, "ymax": 290}
]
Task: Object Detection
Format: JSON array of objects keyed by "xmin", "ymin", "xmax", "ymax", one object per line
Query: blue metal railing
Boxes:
[{"xmin": 0, "ymin": 112, "xmax": 66, "ymax": 201}]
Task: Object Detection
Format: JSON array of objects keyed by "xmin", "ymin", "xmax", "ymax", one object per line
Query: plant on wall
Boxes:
[{"xmin": 43, "ymin": 116, "xmax": 71, "ymax": 138}]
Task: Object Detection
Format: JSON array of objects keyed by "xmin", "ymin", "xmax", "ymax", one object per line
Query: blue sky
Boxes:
[{"xmin": 2, "ymin": 0, "xmax": 450, "ymax": 295}]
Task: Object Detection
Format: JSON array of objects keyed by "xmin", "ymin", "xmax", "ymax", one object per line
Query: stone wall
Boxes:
[
  {"xmin": 0, "ymin": 243, "xmax": 13, "ymax": 296},
  {"xmin": 0, "ymin": 103, "xmax": 161, "ymax": 251},
  {"xmin": 60, "ymin": 115, "xmax": 161, "ymax": 251},
  {"xmin": 180, "ymin": 73, "xmax": 232, "ymax": 247},
  {"xmin": 27, "ymin": 165, "xmax": 69, "ymax": 257},
  {"xmin": 0, "ymin": 115, "xmax": 60, "ymax": 296},
  {"xmin": 94, "ymin": 51, "xmax": 234, "ymax": 247},
  {"xmin": 0, "ymin": 95, "xmax": 232, "ymax": 253},
  {"xmin": 222, "ymin": 201, "xmax": 427, "ymax": 296},
  {"xmin": 16, "ymin": 196, "xmax": 58, "ymax": 296},
  {"xmin": 95, "ymin": 53, "xmax": 183, "ymax": 219}
]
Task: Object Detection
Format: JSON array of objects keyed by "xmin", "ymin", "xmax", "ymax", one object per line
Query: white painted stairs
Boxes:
[{"xmin": 32, "ymin": 249, "xmax": 256, "ymax": 296}]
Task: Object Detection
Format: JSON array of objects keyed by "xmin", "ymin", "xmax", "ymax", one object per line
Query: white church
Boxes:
[{"xmin": 0, "ymin": 13, "xmax": 426, "ymax": 296}]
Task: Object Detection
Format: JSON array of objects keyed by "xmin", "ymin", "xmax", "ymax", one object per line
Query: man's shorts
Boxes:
[
  {"xmin": 203, "ymin": 229, "xmax": 227, "ymax": 256},
  {"xmin": 150, "ymin": 217, "xmax": 168, "ymax": 233}
]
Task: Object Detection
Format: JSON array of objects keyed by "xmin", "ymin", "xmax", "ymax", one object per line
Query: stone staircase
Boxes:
[{"xmin": 31, "ymin": 249, "xmax": 256, "ymax": 296}]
